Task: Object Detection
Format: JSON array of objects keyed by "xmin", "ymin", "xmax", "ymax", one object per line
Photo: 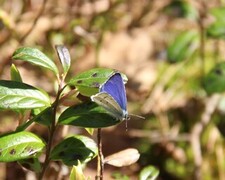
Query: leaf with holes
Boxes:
[
  {"xmin": 0, "ymin": 131, "xmax": 45, "ymax": 162},
  {"xmin": 50, "ymin": 135, "xmax": 97, "ymax": 166},
  {"xmin": 12, "ymin": 47, "xmax": 59, "ymax": 76},
  {"xmin": 68, "ymin": 68, "xmax": 127, "ymax": 96},
  {"xmin": 0, "ymin": 80, "xmax": 50, "ymax": 109}
]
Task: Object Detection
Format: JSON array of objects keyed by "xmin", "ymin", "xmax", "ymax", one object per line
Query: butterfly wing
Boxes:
[
  {"xmin": 100, "ymin": 73, "xmax": 127, "ymax": 112},
  {"xmin": 91, "ymin": 92, "xmax": 124, "ymax": 119}
]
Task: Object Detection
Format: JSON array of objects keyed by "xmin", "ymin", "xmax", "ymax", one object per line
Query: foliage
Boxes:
[
  {"xmin": 0, "ymin": 46, "xmax": 140, "ymax": 179},
  {"xmin": 1, "ymin": 0, "xmax": 225, "ymax": 179}
]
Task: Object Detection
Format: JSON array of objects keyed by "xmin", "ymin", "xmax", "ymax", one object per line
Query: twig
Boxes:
[
  {"xmin": 190, "ymin": 94, "xmax": 220, "ymax": 180},
  {"xmin": 96, "ymin": 128, "xmax": 104, "ymax": 180},
  {"xmin": 20, "ymin": 0, "xmax": 48, "ymax": 43}
]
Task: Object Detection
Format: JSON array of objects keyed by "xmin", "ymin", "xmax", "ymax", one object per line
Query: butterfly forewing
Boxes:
[
  {"xmin": 100, "ymin": 73, "xmax": 127, "ymax": 111},
  {"xmin": 91, "ymin": 92, "xmax": 124, "ymax": 120}
]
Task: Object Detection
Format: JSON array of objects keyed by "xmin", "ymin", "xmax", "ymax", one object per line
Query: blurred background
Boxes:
[{"xmin": 1, "ymin": 0, "xmax": 225, "ymax": 179}]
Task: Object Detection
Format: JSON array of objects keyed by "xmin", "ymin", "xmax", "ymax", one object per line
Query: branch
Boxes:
[{"xmin": 20, "ymin": 0, "xmax": 48, "ymax": 43}]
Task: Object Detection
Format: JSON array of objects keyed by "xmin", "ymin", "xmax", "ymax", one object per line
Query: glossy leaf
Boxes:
[
  {"xmin": 50, "ymin": 135, "xmax": 97, "ymax": 166},
  {"xmin": 0, "ymin": 131, "xmax": 45, "ymax": 162},
  {"xmin": 12, "ymin": 47, "xmax": 59, "ymax": 76},
  {"xmin": 58, "ymin": 102, "xmax": 120, "ymax": 128},
  {"xmin": 167, "ymin": 31, "xmax": 198, "ymax": 63},
  {"xmin": 0, "ymin": 80, "xmax": 50, "ymax": 109},
  {"xmin": 55, "ymin": 45, "xmax": 71, "ymax": 75},
  {"xmin": 68, "ymin": 68, "xmax": 127, "ymax": 96},
  {"xmin": 203, "ymin": 62, "xmax": 225, "ymax": 94},
  {"xmin": 10, "ymin": 64, "xmax": 22, "ymax": 82},
  {"xmin": 104, "ymin": 148, "xmax": 140, "ymax": 167},
  {"xmin": 69, "ymin": 161, "xmax": 85, "ymax": 180},
  {"xmin": 139, "ymin": 165, "xmax": 159, "ymax": 180}
]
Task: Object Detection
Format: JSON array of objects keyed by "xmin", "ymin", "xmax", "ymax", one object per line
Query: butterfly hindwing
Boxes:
[{"xmin": 91, "ymin": 92, "xmax": 123, "ymax": 119}]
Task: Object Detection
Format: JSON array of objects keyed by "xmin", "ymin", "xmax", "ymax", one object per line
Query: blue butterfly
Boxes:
[{"xmin": 91, "ymin": 73, "xmax": 129, "ymax": 121}]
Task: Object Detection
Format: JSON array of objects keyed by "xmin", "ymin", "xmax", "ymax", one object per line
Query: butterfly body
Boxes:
[{"xmin": 91, "ymin": 73, "xmax": 129, "ymax": 121}]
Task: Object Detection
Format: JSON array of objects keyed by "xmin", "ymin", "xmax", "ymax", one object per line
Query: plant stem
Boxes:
[
  {"xmin": 96, "ymin": 128, "xmax": 104, "ymax": 180},
  {"xmin": 38, "ymin": 84, "xmax": 65, "ymax": 180}
]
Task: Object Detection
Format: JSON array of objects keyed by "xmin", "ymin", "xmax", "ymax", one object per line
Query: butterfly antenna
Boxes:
[{"xmin": 129, "ymin": 113, "xmax": 145, "ymax": 119}]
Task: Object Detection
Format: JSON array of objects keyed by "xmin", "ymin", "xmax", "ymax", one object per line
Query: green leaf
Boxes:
[
  {"xmin": 50, "ymin": 135, "xmax": 97, "ymax": 166},
  {"xmin": 16, "ymin": 107, "xmax": 53, "ymax": 132},
  {"xmin": 12, "ymin": 47, "xmax": 59, "ymax": 76},
  {"xmin": 167, "ymin": 31, "xmax": 199, "ymax": 63},
  {"xmin": 68, "ymin": 68, "xmax": 127, "ymax": 96},
  {"xmin": 10, "ymin": 64, "xmax": 22, "ymax": 82},
  {"xmin": 33, "ymin": 107, "xmax": 53, "ymax": 126},
  {"xmin": 55, "ymin": 45, "xmax": 71, "ymax": 75},
  {"xmin": 85, "ymin": 128, "xmax": 95, "ymax": 135},
  {"xmin": 0, "ymin": 80, "xmax": 50, "ymax": 109},
  {"xmin": 210, "ymin": 7, "xmax": 225, "ymax": 23},
  {"xmin": 0, "ymin": 131, "xmax": 45, "ymax": 162},
  {"xmin": 207, "ymin": 7, "xmax": 225, "ymax": 39},
  {"xmin": 58, "ymin": 102, "xmax": 120, "ymax": 128},
  {"xmin": 207, "ymin": 21, "xmax": 225, "ymax": 39},
  {"xmin": 69, "ymin": 161, "xmax": 85, "ymax": 180},
  {"xmin": 18, "ymin": 158, "xmax": 42, "ymax": 172},
  {"xmin": 164, "ymin": 1, "xmax": 198, "ymax": 20},
  {"xmin": 139, "ymin": 165, "xmax": 159, "ymax": 180},
  {"xmin": 203, "ymin": 62, "xmax": 225, "ymax": 94}
]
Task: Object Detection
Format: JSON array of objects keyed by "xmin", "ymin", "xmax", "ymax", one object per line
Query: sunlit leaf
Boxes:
[
  {"xmin": 68, "ymin": 68, "xmax": 127, "ymax": 96},
  {"xmin": 55, "ymin": 45, "xmax": 71, "ymax": 75},
  {"xmin": 58, "ymin": 102, "xmax": 120, "ymax": 128},
  {"xmin": 167, "ymin": 31, "xmax": 199, "ymax": 63},
  {"xmin": 104, "ymin": 148, "xmax": 140, "ymax": 167},
  {"xmin": 85, "ymin": 128, "xmax": 95, "ymax": 135},
  {"xmin": 50, "ymin": 135, "xmax": 97, "ymax": 166},
  {"xmin": 203, "ymin": 62, "xmax": 225, "ymax": 94},
  {"xmin": 0, "ymin": 131, "xmax": 45, "ymax": 162},
  {"xmin": 69, "ymin": 161, "xmax": 85, "ymax": 180},
  {"xmin": 210, "ymin": 7, "xmax": 225, "ymax": 23},
  {"xmin": 0, "ymin": 80, "xmax": 50, "ymax": 109},
  {"xmin": 10, "ymin": 64, "xmax": 22, "ymax": 82},
  {"xmin": 12, "ymin": 47, "xmax": 59, "ymax": 76},
  {"xmin": 139, "ymin": 165, "xmax": 159, "ymax": 180}
]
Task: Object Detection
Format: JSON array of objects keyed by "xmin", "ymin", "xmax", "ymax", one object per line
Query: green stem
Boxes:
[{"xmin": 38, "ymin": 84, "xmax": 65, "ymax": 179}]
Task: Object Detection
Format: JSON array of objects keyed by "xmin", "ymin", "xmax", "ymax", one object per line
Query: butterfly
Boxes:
[{"xmin": 91, "ymin": 72, "xmax": 129, "ymax": 122}]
